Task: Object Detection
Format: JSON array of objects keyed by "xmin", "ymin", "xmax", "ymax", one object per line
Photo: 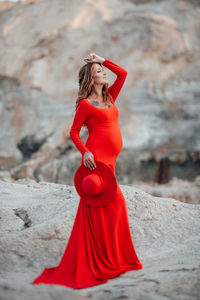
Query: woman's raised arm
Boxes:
[{"xmin": 102, "ymin": 59, "xmax": 128, "ymax": 102}]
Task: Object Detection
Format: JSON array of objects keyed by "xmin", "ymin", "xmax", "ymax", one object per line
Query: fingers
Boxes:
[
  {"xmin": 84, "ymin": 53, "xmax": 97, "ymax": 63},
  {"xmin": 84, "ymin": 159, "xmax": 96, "ymax": 170},
  {"xmin": 83, "ymin": 153, "xmax": 97, "ymax": 170},
  {"xmin": 90, "ymin": 53, "xmax": 95, "ymax": 59},
  {"xmin": 85, "ymin": 157, "xmax": 96, "ymax": 170},
  {"xmin": 84, "ymin": 54, "xmax": 91, "ymax": 60},
  {"xmin": 87, "ymin": 53, "xmax": 95, "ymax": 59},
  {"xmin": 84, "ymin": 161, "xmax": 96, "ymax": 170}
]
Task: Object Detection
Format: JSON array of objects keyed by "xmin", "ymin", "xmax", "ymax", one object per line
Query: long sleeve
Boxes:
[
  {"xmin": 102, "ymin": 59, "xmax": 128, "ymax": 102},
  {"xmin": 69, "ymin": 100, "xmax": 90, "ymax": 156}
]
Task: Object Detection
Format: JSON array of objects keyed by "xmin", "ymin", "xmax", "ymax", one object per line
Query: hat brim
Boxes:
[{"xmin": 74, "ymin": 161, "xmax": 117, "ymax": 207}]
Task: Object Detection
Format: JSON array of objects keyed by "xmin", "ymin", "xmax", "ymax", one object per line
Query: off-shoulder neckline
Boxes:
[{"xmin": 84, "ymin": 98, "xmax": 114, "ymax": 110}]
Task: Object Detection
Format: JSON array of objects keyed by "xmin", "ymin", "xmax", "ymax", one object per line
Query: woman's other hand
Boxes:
[
  {"xmin": 83, "ymin": 151, "xmax": 97, "ymax": 170},
  {"xmin": 84, "ymin": 53, "xmax": 105, "ymax": 64}
]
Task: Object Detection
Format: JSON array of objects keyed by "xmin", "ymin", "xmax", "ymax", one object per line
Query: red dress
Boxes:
[{"xmin": 32, "ymin": 59, "xmax": 143, "ymax": 289}]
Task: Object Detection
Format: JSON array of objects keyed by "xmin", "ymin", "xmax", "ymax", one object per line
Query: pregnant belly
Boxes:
[{"xmin": 86, "ymin": 124, "xmax": 123, "ymax": 157}]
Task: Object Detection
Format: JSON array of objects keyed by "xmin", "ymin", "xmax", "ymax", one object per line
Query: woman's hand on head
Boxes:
[
  {"xmin": 84, "ymin": 53, "xmax": 105, "ymax": 64},
  {"xmin": 83, "ymin": 151, "xmax": 97, "ymax": 170}
]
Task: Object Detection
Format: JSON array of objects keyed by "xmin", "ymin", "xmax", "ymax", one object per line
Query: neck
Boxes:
[{"xmin": 90, "ymin": 85, "xmax": 103, "ymax": 99}]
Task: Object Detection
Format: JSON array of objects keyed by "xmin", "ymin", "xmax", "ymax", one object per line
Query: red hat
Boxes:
[{"xmin": 74, "ymin": 161, "xmax": 117, "ymax": 207}]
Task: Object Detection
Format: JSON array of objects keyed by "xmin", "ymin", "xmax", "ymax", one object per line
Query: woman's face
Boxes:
[{"xmin": 92, "ymin": 63, "xmax": 108, "ymax": 85}]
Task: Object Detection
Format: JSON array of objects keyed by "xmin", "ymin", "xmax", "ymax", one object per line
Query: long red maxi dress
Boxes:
[{"xmin": 32, "ymin": 58, "xmax": 143, "ymax": 289}]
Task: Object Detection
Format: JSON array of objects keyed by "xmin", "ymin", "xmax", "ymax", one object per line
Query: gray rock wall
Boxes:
[{"xmin": 0, "ymin": 0, "xmax": 199, "ymax": 188}]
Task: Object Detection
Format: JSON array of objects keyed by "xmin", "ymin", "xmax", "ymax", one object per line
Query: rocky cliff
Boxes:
[{"xmin": 0, "ymin": 0, "xmax": 199, "ymax": 200}]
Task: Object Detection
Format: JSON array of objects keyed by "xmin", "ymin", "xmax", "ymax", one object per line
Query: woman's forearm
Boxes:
[{"xmin": 102, "ymin": 59, "xmax": 128, "ymax": 102}]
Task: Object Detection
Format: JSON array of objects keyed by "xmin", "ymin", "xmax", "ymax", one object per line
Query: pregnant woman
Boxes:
[{"xmin": 32, "ymin": 53, "xmax": 143, "ymax": 289}]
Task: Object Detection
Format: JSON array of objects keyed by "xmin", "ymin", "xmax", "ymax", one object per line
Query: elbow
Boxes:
[
  {"xmin": 121, "ymin": 70, "xmax": 128, "ymax": 81},
  {"xmin": 120, "ymin": 69, "xmax": 127, "ymax": 78},
  {"xmin": 69, "ymin": 128, "xmax": 79, "ymax": 143},
  {"xmin": 69, "ymin": 128, "xmax": 75, "ymax": 140},
  {"xmin": 124, "ymin": 70, "xmax": 128, "ymax": 81},
  {"xmin": 118, "ymin": 70, "xmax": 128, "ymax": 80}
]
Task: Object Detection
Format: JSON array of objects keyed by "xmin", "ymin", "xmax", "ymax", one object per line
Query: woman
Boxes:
[{"xmin": 32, "ymin": 53, "xmax": 143, "ymax": 289}]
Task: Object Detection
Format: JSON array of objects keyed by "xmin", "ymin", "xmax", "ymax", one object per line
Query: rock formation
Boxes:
[
  {"xmin": 0, "ymin": 0, "xmax": 199, "ymax": 195},
  {"xmin": 0, "ymin": 179, "xmax": 199, "ymax": 299}
]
